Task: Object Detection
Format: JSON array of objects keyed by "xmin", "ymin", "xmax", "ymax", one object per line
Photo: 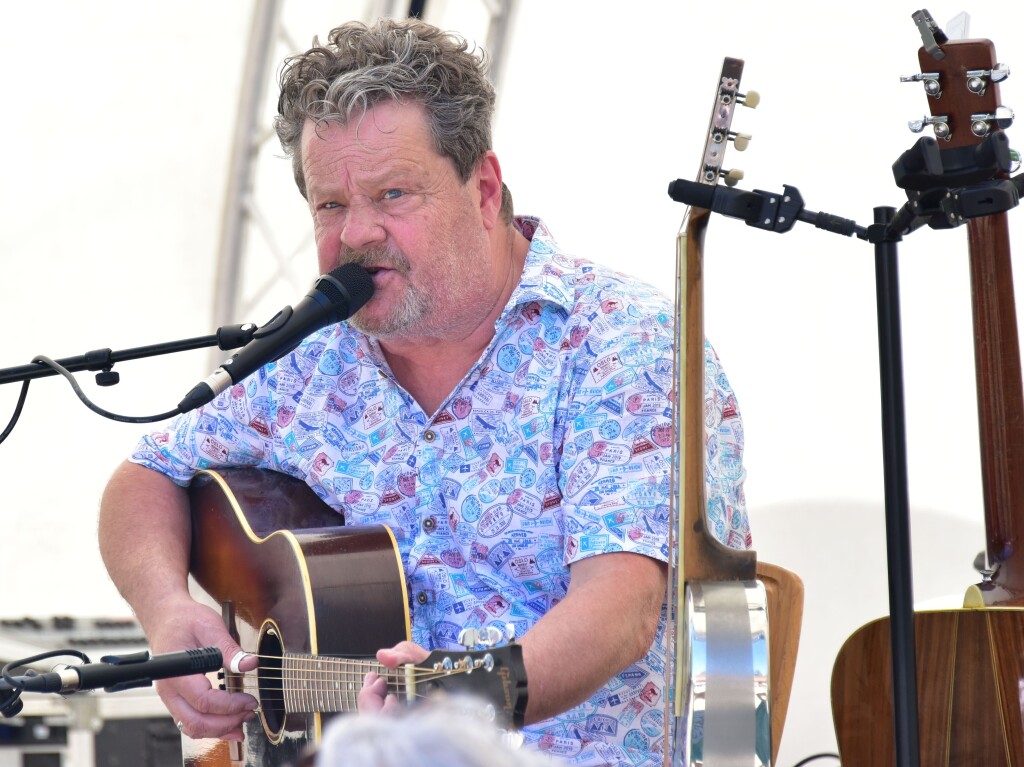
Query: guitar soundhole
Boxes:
[{"xmin": 257, "ymin": 623, "xmax": 286, "ymax": 739}]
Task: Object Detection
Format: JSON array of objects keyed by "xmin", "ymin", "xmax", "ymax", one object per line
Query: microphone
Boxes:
[
  {"xmin": 11, "ymin": 647, "xmax": 223, "ymax": 694},
  {"xmin": 178, "ymin": 263, "xmax": 374, "ymax": 413}
]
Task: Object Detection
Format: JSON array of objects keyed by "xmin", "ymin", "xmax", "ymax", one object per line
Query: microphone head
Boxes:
[{"xmin": 317, "ymin": 263, "xmax": 375, "ymax": 321}]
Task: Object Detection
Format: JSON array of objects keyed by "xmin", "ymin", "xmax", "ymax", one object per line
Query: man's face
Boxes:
[{"xmin": 300, "ymin": 100, "xmax": 494, "ymax": 341}]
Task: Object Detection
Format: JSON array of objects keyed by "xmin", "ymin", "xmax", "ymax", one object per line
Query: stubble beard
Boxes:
[
  {"xmin": 341, "ymin": 246, "xmax": 428, "ymax": 340},
  {"xmin": 341, "ymin": 210, "xmax": 495, "ymax": 342}
]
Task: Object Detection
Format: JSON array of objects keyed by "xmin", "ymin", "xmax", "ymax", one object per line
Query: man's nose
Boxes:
[{"xmin": 340, "ymin": 199, "xmax": 385, "ymax": 251}]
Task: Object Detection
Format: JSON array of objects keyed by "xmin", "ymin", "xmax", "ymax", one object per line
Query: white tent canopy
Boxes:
[{"xmin": 2, "ymin": 2, "xmax": 1022, "ymax": 762}]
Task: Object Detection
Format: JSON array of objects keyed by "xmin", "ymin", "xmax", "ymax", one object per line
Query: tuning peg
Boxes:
[
  {"xmin": 1009, "ymin": 149, "xmax": 1022, "ymax": 174},
  {"xmin": 728, "ymin": 131, "xmax": 752, "ymax": 151},
  {"xmin": 900, "ymin": 72, "xmax": 942, "ymax": 98},
  {"xmin": 970, "ymin": 105, "xmax": 1015, "ymax": 136},
  {"xmin": 738, "ymin": 90, "xmax": 759, "ymax": 108},
  {"xmin": 967, "ymin": 64, "xmax": 1011, "ymax": 95},
  {"xmin": 908, "ymin": 114, "xmax": 950, "ymax": 140},
  {"xmin": 722, "ymin": 168, "xmax": 744, "ymax": 187},
  {"xmin": 457, "ymin": 626, "xmax": 504, "ymax": 650}
]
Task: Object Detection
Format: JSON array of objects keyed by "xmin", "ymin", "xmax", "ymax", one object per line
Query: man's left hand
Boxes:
[{"xmin": 357, "ymin": 641, "xmax": 430, "ymax": 714}]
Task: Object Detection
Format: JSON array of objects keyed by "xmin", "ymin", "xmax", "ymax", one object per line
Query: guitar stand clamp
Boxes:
[
  {"xmin": 887, "ymin": 129, "xmax": 1022, "ymax": 236},
  {"xmin": 666, "ymin": 178, "xmax": 865, "ymax": 239}
]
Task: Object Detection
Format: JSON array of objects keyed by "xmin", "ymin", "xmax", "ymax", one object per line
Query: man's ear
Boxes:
[{"xmin": 476, "ymin": 151, "xmax": 503, "ymax": 229}]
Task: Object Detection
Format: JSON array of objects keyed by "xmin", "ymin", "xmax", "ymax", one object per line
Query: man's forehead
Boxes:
[{"xmin": 300, "ymin": 100, "xmax": 431, "ymax": 148}]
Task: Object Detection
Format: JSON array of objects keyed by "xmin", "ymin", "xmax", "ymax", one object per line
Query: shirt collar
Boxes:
[{"xmin": 505, "ymin": 215, "xmax": 577, "ymax": 310}]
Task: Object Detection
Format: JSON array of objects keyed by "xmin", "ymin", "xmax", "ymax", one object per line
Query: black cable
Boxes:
[
  {"xmin": 791, "ymin": 753, "xmax": 841, "ymax": 767},
  {"xmin": 31, "ymin": 355, "xmax": 181, "ymax": 424},
  {"xmin": 1, "ymin": 648, "xmax": 92, "ymax": 717},
  {"xmin": 0, "ymin": 380, "xmax": 30, "ymax": 445},
  {"xmin": 2, "ymin": 649, "xmax": 91, "ymax": 689}
]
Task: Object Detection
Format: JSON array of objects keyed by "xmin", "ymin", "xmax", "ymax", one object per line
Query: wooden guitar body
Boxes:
[
  {"xmin": 833, "ymin": 609, "xmax": 1024, "ymax": 766},
  {"xmin": 183, "ymin": 468, "xmax": 410, "ymax": 767}
]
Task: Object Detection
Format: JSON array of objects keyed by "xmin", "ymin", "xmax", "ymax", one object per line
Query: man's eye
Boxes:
[
  {"xmin": 322, "ymin": 202, "xmax": 342, "ymax": 210},
  {"xmin": 382, "ymin": 189, "xmax": 404, "ymax": 200}
]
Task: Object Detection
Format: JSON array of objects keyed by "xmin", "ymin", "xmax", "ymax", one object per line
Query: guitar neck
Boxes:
[
  {"xmin": 909, "ymin": 35, "xmax": 1024, "ymax": 603},
  {"xmin": 967, "ymin": 212, "xmax": 1024, "ymax": 602},
  {"xmin": 679, "ymin": 210, "xmax": 756, "ymax": 581},
  {"xmin": 676, "ymin": 56, "xmax": 757, "ymax": 583},
  {"xmin": 279, "ymin": 653, "xmax": 409, "ymax": 714}
]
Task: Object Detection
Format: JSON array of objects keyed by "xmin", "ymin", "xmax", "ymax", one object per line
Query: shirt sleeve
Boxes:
[
  {"xmin": 128, "ymin": 374, "xmax": 276, "ymax": 486},
  {"xmin": 557, "ymin": 295, "xmax": 750, "ymax": 568}
]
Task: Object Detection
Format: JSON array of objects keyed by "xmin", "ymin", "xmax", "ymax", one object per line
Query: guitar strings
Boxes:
[
  {"xmin": 231, "ymin": 670, "xmax": 464, "ymax": 683},
  {"xmin": 240, "ymin": 653, "xmax": 486, "ymax": 681},
  {"xmin": 230, "ymin": 667, "xmax": 476, "ymax": 684}
]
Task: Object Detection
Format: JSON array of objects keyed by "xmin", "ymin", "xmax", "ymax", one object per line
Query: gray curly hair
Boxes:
[{"xmin": 275, "ymin": 17, "xmax": 512, "ymax": 222}]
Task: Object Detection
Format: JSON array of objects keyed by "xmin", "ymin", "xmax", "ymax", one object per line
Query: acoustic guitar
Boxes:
[
  {"xmin": 181, "ymin": 468, "xmax": 527, "ymax": 767},
  {"xmin": 668, "ymin": 59, "xmax": 803, "ymax": 766},
  {"xmin": 831, "ymin": 13, "xmax": 1024, "ymax": 766}
]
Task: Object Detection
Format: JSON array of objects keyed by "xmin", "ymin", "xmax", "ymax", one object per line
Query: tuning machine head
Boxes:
[
  {"xmin": 709, "ymin": 129, "xmax": 752, "ymax": 151},
  {"xmin": 901, "ymin": 71, "xmax": 942, "ymax": 99},
  {"xmin": 701, "ymin": 166, "xmax": 744, "ymax": 186},
  {"xmin": 908, "ymin": 114, "xmax": 951, "ymax": 140},
  {"xmin": 970, "ymin": 105, "xmax": 1015, "ymax": 137},
  {"xmin": 966, "ymin": 64, "xmax": 1010, "ymax": 95},
  {"xmin": 457, "ymin": 623, "xmax": 516, "ymax": 650},
  {"xmin": 730, "ymin": 131, "xmax": 752, "ymax": 151}
]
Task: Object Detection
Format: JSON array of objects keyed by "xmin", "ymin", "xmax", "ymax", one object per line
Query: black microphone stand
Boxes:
[
  {"xmin": 0, "ymin": 323, "xmax": 256, "ymax": 443},
  {"xmin": 0, "ymin": 324, "xmax": 256, "ymax": 386},
  {"xmin": 668, "ymin": 126, "xmax": 1020, "ymax": 767}
]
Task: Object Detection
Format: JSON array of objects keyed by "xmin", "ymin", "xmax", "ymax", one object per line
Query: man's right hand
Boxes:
[
  {"xmin": 146, "ymin": 596, "xmax": 259, "ymax": 741},
  {"xmin": 99, "ymin": 462, "xmax": 259, "ymax": 740}
]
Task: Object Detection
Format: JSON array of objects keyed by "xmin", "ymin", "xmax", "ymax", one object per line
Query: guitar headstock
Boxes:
[
  {"xmin": 902, "ymin": 9, "xmax": 1014, "ymax": 151},
  {"xmin": 892, "ymin": 10, "xmax": 1019, "ymax": 229},
  {"xmin": 695, "ymin": 57, "xmax": 757, "ymax": 190},
  {"xmin": 417, "ymin": 642, "xmax": 528, "ymax": 729}
]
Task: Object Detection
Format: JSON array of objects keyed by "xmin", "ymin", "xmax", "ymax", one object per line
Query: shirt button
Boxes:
[
  {"xmin": 422, "ymin": 517, "xmax": 436, "ymax": 532},
  {"xmin": 423, "ymin": 429, "xmax": 436, "ymax": 442},
  {"xmin": 416, "ymin": 591, "xmax": 429, "ymax": 605}
]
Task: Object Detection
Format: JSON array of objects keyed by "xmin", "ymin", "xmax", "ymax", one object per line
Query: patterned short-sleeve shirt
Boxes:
[{"xmin": 131, "ymin": 216, "xmax": 750, "ymax": 765}]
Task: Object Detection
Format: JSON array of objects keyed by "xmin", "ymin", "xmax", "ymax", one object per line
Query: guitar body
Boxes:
[
  {"xmin": 832, "ymin": 609, "xmax": 1024, "ymax": 766},
  {"xmin": 183, "ymin": 468, "xmax": 410, "ymax": 767}
]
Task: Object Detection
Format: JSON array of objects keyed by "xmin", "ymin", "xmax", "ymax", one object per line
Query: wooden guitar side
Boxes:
[{"xmin": 756, "ymin": 561, "xmax": 803, "ymax": 764}]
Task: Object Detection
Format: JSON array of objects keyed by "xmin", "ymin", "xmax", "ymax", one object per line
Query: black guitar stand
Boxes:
[{"xmin": 668, "ymin": 90, "xmax": 1020, "ymax": 767}]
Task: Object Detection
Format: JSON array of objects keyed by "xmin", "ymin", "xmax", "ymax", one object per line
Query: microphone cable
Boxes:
[
  {"xmin": 31, "ymin": 354, "xmax": 181, "ymax": 423},
  {"xmin": 0, "ymin": 380, "xmax": 30, "ymax": 445},
  {"xmin": 1, "ymin": 648, "xmax": 91, "ymax": 717},
  {"xmin": 0, "ymin": 355, "xmax": 181, "ymax": 446}
]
